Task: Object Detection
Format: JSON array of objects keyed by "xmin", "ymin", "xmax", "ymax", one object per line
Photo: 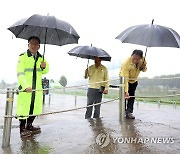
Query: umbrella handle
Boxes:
[
  {"xmin": 151, "ymin": 19, "xmax": 154, "ymax": 25},
  {"xmin": 140, "ymin": 46, "xmax": 147, "ymax": 70},
  {"xmin": 87, "ymin": 59, "xmax": 89, "ymax": 68},
  {"xmin": 144, "ymin": 46, "xmax": 148, "ymax": 61},
  {"xmin": 84, "ymin": 59, "xmax": 89, "ymax": 78},
  {"xmin": 43, "ymin": 28, "xmax": 48, "ymax": 61},
  {"xmin": 43, "ymin": 44, "xmax": 46, "ymax": 61}
]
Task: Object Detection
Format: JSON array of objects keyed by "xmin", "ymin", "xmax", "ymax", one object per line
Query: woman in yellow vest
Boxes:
[
  {"xmin": 16, "ymin": 36, "xmax": 49, "ymax": 138},
  {"xmin": 120, "ymin": 50, "xmax": 147, "ymax": 119}
]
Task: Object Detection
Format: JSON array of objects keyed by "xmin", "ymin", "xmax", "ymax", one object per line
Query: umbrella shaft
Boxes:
[
  {"xmin": 43, "ymin": 44, "xmax": 46, "ymax": 61},
  {"xmin": 43, "ymin": 28, "xmax": 48, "ymax": 61}
]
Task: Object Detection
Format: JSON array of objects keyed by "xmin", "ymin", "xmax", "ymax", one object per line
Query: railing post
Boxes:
[
  {"xmin": 119, "ymin": 76, "xmax": 125, "ymax": 121},
  {"xmin": 136, "ymin": 100, "xmax": 139, "ymax": 108},
  {"xmin": 43, "ymin": 94, "xmax": 45, "ymax": 104},
  {"xmin": 48, "ymin": 94, "xmax": 51, "ymax": 105},
  {"xmin": 158, "ymin": 100, "xmax": 161, "ymax": 109},
  {"xmin": 75, "ymin": 95, "xmax": 77, "ymax": 107},
  {"xmin": 174, "ymin": 101, "xmax": 176, "ymax": 109},
  {"xmin": 2, "ymin": 88, "xmax": 14, "ymax": 148}
]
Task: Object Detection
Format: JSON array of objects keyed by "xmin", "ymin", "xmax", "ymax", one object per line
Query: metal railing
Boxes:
[{"xmin": 1, "ymin": 76, "xmax": 180, "ymax": 148}]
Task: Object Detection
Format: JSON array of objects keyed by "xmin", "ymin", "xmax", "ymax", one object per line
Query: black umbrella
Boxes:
[
  {"xmin": 116, "ymin": 19, "xmax": 180, "ymax": 57},
  {"xmin": 8, "ymin": 14, "xmax": 80, "ymax": 58},
  {"xmin": 68, "ymin": 45, "xmax": 111, "ymax": 67}
]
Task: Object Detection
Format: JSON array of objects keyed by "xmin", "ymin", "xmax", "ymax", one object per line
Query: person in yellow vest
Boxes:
[
  {"xmin": 16, "ymin": 36, "xmax": 49, "ymax": 138},
  {"xmin": 84, "ymin": 57, "xmax": 109, "ymax": 119},
  {"xmin": 120, "ymin": 50, "xmax": 147, "ymax": 119}
]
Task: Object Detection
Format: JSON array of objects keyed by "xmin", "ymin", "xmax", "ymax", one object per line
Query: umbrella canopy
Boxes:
[
  {"xmin": 68, "ymin": 45, "xmax": 111, "ymax": 61},
  {"xmin": 8, "ymin": 14, "xmax": 80, "ymax": 57},
  {"xmin": 116, "ymin": 20, "xmax": 180, "ymax": 50}
]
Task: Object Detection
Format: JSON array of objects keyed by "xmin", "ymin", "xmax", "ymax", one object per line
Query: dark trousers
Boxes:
[
  {"xmin": 125, "ymin": 82, "xmax": 138, "ymax": 114},
  {"xmin": 19, "ymin": 116, "xmax": 36, "ymax": 132},
  {"xmin": 85, "ymin": 88, "xmax": 103, "ymax": 119}
]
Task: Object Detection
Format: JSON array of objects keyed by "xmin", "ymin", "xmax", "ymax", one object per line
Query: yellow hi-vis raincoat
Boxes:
[{"xmin": 16, "ymin": 50, "xmax": 49, "ymax": 119}]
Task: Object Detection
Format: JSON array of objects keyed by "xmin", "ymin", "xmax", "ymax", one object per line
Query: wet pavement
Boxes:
[{"xmin": 0, "ymin": 93, "xmax": 180, "ymax": 154}]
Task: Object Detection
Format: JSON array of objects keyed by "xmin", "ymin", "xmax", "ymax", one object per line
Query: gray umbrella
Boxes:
[
  {"xmin": 116, "ymin": 20, "xmax": 180, "ymax": 57},
  {"xmin": 68, "ymin": 45, "xmax": 111, "ymax": 61},
  {"xmin": 8, "ymin": 14, "xmax": 80, "ymax": 57},
  {"xmin": 68, "ymin": 45, "xmax": 111, "ymax": 67}
]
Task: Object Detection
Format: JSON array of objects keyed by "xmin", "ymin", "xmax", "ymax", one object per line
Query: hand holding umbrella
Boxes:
[
  {"xmin": 84, "ymin": 68, "xmax": 89, "ymax": 79},
  {"xmin": 40, "ymin": 61, "xmax": 46, "ymax": 69}
]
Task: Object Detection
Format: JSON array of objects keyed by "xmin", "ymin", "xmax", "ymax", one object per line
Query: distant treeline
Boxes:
[
  {"xmin": 138, "ymin": 74, "xmax": 180, "ymax": 89},
  {"xmin": 110, "ymin": 74, "xmax": 180, "ymax": 89}
]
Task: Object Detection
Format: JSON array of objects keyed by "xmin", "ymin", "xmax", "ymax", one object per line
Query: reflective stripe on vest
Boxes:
[
  {"xmin": 17, "ymin": 72, "xmax": 25, "ymax": 77},
  {"xmin": 24, "ymin": 68, "xmax": 42, "ymax": 72},
  {"xmin": 17, "ymin": 68, "xmax": 42, "ymax": 77}
]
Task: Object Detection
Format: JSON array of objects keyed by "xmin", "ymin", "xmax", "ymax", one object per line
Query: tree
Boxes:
[
  {"xmin": 50, "ymin": 79, "xmax": 55, "ymax": 84},
  {"xmin": 59, "ymin": 76, "xmax": 67, "ymax": 93},
  {"xmin": 0, "ymin": 80, "xmax": 6, "ymax": 89}
]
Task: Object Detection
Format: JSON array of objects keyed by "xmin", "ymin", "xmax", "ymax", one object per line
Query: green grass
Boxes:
[
  {"xmin": 50, "ymin": 87, "xmax": 180, "ymax": 105},
  {"xmin": 136, "ymin": 97, "xmax": 180, "ymax": 105}
]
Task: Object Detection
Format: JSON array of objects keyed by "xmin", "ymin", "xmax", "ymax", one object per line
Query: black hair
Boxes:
[
  {"xmin": 28, "ymin": 36, "xmax": 40, "ymax": 44},
  {"xmin": 131, "ymin": 49, "xmax": 143, "ymax": 58}
]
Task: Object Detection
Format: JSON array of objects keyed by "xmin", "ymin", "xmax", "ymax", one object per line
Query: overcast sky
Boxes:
[{"xmin": 0, "ymin": 0, "xmax": 180, "ymax": 84}]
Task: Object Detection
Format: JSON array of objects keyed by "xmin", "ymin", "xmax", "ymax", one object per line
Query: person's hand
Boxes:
[
  {"xmin": 25, "ymin": 87, "xmax": 32, "ymax": 93},
  {"xmin": 41, "ymin": 61, "xmax": 46, "ymax": 69},
  {"xmin": 140, "ymin": 63, "xmax": 146, "ymax": 70},
  {"xmin": 125, "ymin": 92, "xmax": 130, "ymax": 99},
  {"xmin": 84, "ymin": 69, "xmax": 89, "ymax": 79},
  {"xmin": 103, "ymin": 90, "xmax": 108, "ymax": 94}
]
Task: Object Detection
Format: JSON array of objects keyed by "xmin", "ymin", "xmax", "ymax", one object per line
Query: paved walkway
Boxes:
[{"xmin": 0, "ymin": 94, "xmax": 180, "ymax": 154}]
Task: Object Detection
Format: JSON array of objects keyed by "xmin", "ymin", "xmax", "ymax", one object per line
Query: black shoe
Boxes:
[
  {"xmin": 126, "ymin": 113, "xmax": 135, "ymax": 119},
  {"xmin": 27, "ymin": 125, "xmax": 41, "ymax": 134},
  {"xmin": 20, "ymin": 129, "xmax": 31, "ymax": 138}
]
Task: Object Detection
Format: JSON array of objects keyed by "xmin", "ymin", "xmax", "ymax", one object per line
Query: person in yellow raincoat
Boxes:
[
  {"xmin": 120, "ymin": 50, "xmax": 147, "ymax": 119},
  {"xmin": 16, "ymin": 36, "xmax": 49, "ymax": 138}
]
